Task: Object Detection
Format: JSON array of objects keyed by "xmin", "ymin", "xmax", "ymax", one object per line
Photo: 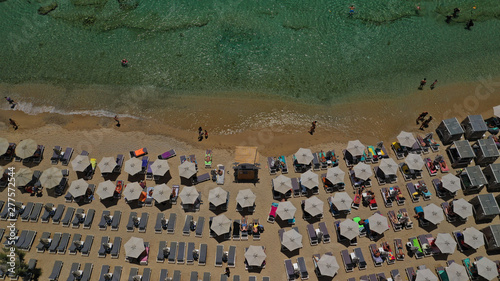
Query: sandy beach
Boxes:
[{"xmin": 0, "ymin": 82, "xmax": 499, "ymax": 280}]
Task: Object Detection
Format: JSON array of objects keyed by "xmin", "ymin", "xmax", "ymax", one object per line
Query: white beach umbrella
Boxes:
[
  {"xmin": 368, "ymin": 213, "xmax": 389, "ymax": 234},
  {"xmin": 405, "ymin": 154, "xmax": 424, "ymax": 170},
  {"xmin": 346, "ymin": 140, "xmax": 365, "ymax": 157},
  {"xmin": 150, "ymin": 159, "xmax": 170, "ymax": 176},
  {"xmin": 282, "ymin": 229, "xmax": 303, "ymax": 251},
  {"xmin": 493, "ymin": 105, "xmax": 500, "ymax": 118},
  {"xmin": 445, "ymin": 262, "xmax": 469, "ymax": 281},
  {"xmin": 304, "ymin": 196, "xmax": 324, "ymax": 217},
  {"xmin": 16, "ymin": 139, "xmax": 37, "ymax": 159},
  {"xmin": 124, "ymin": 158, "xmax": 142, "ymax": 176},
  {"xmin": 326, "ymin": 167, "xmax": 345, "ymax": 184},
  {"xmin": 295, "ymin": 148, "xmax": 314, "ymax": 165},
  {"xmin": 476, "ymin": 257, "xmax": 497, "ymax": 281},
  {"xmin": 397, "ymin": 131, "xmax": 417, "ymax": 147},
  {"xmin": 300, "ymin": 170, "xmax": 319, "ymax": 189},
  {"xmin": 68, "ymin": 179, "xmax": 88, "ymax": 198},
  {"xmin": 339, "ymin": 219, "xmax": 360, "ymax": 240},
  {"xmin": 353, "ymin": 163, "xmax": 372, "ymax": 180},
  {"xmin": 276, "ymin": 201, "xmax": 297, "ymax": 220},
  {"xmin": 96, "ymin": 180, "xmax": 115, "ymax": 200},
  {"xmin": 317, "ymin": 255, "xmax": 339, "ymax": 277},
  {"xmin": 123, "ymin": 182, "xmax": 143, "ymax": 201},
  {"xmin": 415, "ymin": 269, "xmax": 438, "ymax": 281},
  {"xmin": 124, "ymin": 237, "xmax": 145, "ymax": 259},
  {"xmin": 379, "ymin": 158, "xmax": 398, "ymax": 176},
  {"xmin": 236, "ymin": 189, "xmax": 256, "ymax": 208},
  {"xmin": 452, "ymin": 198, "xmax": 473, "ymax": 219},
  {"xmin": 178, "ymin": 161, "xmax": 197, "ymax": 179},
  {"xmin": 151, "ymin": 184, "xmax": 172, "ymax": 203},
  {"xmin": 272, "ymin": 175, "xmax": 292, "ymax": 194},
  {"xmin": 0, "ymin": 138, "xmax": 9, "ymax": 155},
  {"xmin": 39, "ymin": 167, "xmax": 63, "ymax": 188},
  {"xmin": 434, "ymin": 233, "xmax": 457, "ymax": 254},
  {"xmin": 441, "ymin": 174, "xmax": 461, "ymax": 193},
  {"xmin": 244, "ymin": 246, "xmax": 266, "ymax": 267},
  {"xmin": 210, "ymin": 214, "xmax": 232, "ymax": 236},
  {"xmin": 423, "ymin": 203, "xmax": 444, "ymax": 225},
  {"xmin": 98, "ymin": 157, "xmax": 116, "ymax": 174},
  {"xmin": 179, "ymin": 186, "xmax": 198, "ymax": 205},
  {"xmin": 208, "ymin": 187, "xmax": 228, "ymax": 207},
  {"xmin": 71, "ymin": 155, "xmax": 90, "ymax": 172},
  {"xmin": 331, "ymin": 192, "xmax": 353, "ymax": 211},
  {"xmin": 463, "ymin": 227, "xmax": 485, "ymax": 249},
  {"xmin": 14, "ymin": 168, "xmax": 33, "ymax": 186}
]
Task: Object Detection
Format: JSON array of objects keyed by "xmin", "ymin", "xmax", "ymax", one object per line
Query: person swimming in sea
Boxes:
[
  {"xmin": 349, "ymin": 5, "xmax": 355, "ymax": 15},
  {"xmin": 121, "ymin": 59, "xmax": 128, "ymax": 67}
]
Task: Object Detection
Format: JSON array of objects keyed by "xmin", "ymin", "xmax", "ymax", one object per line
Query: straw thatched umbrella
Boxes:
[
  {"xmin": 346, "ymin": 140, "xmax": 365, "ymax": 156},
  {"xmin": 14, "ymin": 168, "xmax": 33, "ymax": 186},
  {"xmin": 236, "ymin": 189, "xmax": 256, "ymax": 208},
  {"xmin": 124, "ymin": 237, "xmax": 145, "ymax": 259},
  {"xmin": 124, "ymin": 158, "xmax": 142, "ymax": 176},
  {"xmin": 368, "ymin": 213, "xmax": 389, "ymax": 234},
  {"xmin": 179, "ymin": 186, "xmax": 198, "ymax": 205},
  {"xmin": 434, "ymin": 233, "xmax": 457, "ymax": 254},
  {"xmin": 463, "ymin": 227, "xmax": 485, "ymax": 249},
  {"xmin": 272, "ymin": 175, "xmax": 292, "ymax": 194},
  {"xmin": 304, "ymin": 196, "xmax": 324, "ymax": 217},
  {"xmin": 276, "ymin": 201, "xmax": 297, "ymax": 220},
  {"xmin": 98, "ymin": 157, "xmax": 116, "ymax": 174},
  {"xmin": 68, "ymin": 179, "xmax": 88, "ymax": 198},
  {"xmin": 151, "ymin": 184, "xmax": 172, "ymax": 203},
  {"xmin": 326, "ymin": 167, "xmax": 345, "ymax": 184},
  {"xmin": 0, "ymin": 138, "xmax": 9, "ymax": 155},
  {"xmin": 210, "ymin": 214, "xmax": 232, "ymax": 236},
  {"xmin": 16, "ymin": 139, "xmax": 37, "ymax": 159},
  {"xmin": 493, "ymin": 105, "xmax": 500, "ymax": 118},
  {"xmin": 353, "ymin": 163, "xmax": 372, "ymax": 180},
  {"xmin": 441, "ymin": 174, "xmax": 461, "ymax": 193},
  {"xmin": 452, "ymin": 198, "xmax": 473, "ymax": 219},
  {"xmin": 415, "ymin": 268, "xmax": 438, "ymax": 281},
  {"xmin": 331, "ymin": 192, "xmax": 353, "ymax": 211},
  {"xmin": 397, "ymin": 131, "xmax": 417, "ymax": 147},
  {"xmin": 339, "ymin": 219, "xmax": 360, "ymax": 240},
  {"xmin": 300, "ymin": 170, "xmax": 319, "ymax": 189},
  {"xmin": 96, "ymin": 180, "xmax": 115, "ymax": 200},
  {"xmin": 405, "ymin": 154, "xmax": 424, "ymax": 170},
  {"xmin": 178, "ymin": 161, "xmax": 196, "ymax": 179},
  {"xmin": 244, "ymin": 246, "xmax": 266, "ymax": 267},
  {"xmin": 317, "ymin": 255, "xmax": 339, "ymax": 277},
  {"xmin": 71, "ymin": 155, "xmax": 90, "ymax": 172},
  {"xmin": 39, "ymin": 167, "xmax": 63, "ymax": 188},
  {"xmin": 379, "ymin": 158, "xmax": 398, "ymax": 175},
  {"xmin": 150, "ymin": 160, "xmax": 170, "ymax": 176},
  {"xmin": 476, "ymin": 257, "xmax": 497, "ymax": 281},
  {"xmin": 123, "ymin": 182, "xmax": 142, "ymax": 201},
  {"xmin": 423, "ymin": 203, "xmax": 444, "ymax": 225},
  {"xmin": 282, "ymin": 229, "xmax": 303, "ymax": 251},
  {"xmin": 445, "ymin": 262, "xmax": 468, "ymax": 281},
  {"xmin": 295, "ymin": 148, "xmax": 314, "ymax": 165},
  {"xmin": 208, "ymin": 187, "xmax": 228, "ymax": 207}
]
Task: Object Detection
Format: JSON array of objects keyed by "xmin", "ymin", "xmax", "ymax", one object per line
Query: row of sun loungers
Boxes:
[{"xmin": 284, "ymin": 257, "xmax": 309, "ymax": 280}]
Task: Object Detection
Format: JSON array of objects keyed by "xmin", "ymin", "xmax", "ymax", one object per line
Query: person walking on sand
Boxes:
[
  {"xmin": 204, "ymin": 130, "xmax": 208, "ymax": 139},
  {"xmin": 418, "ymin": 78, "xmax": 427, "ymax": 90},
  {"xmin": 416, "ymin": 112, "xmax": 428, "ymax": 124},
  {"xmin": 4, "ymin": 97, "xmax": 16, "ymax": 109},
  {"xmin": 308, "ymin": 121, "xmax": 317, "ymax": 135},
  {"xmin": 225, "ymin": 267, "xmax": 230, "ymax": 277},
  {"xmin": 430, "ymin": 80, "xmax": 438, "ymax": 90},
  {"xmin": 420, "ymin": 116, "xmax": 433, "ymax": 130},
  {"xmin": 9, "ymin": 118, "xmax": 18, "ymax": 130},
  {"xmin": 114, "ymin": 115, "xmax": 121, "ymax": 127}
]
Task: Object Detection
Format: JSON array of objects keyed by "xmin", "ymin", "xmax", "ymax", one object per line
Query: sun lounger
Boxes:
[
  {"xmin": 81, "ymin": 209, "xmax": 95, "ymax": 229},
  {"xmin": 19, "ymin": 230, "xmax": 36, "ymax": 251},
  {"xmin": 187, "ymin": 271, "xmax": 197, "ymax": 281},
  {"xmin": 306, "ymin": 224, "xmax": 318, "ymax": 246},
  {"xmin": 408, "ymin": 237, "xmax": 424, "ymax": 259},
  {"xmin": 60, "ymin": 147, "xmax": 74, "ymax": 166},
  {"xmin": 138, "ymin": 212, "xmax": 148, "ymax": 233},
  {"xmin": 225, "ymin": 245, "xmax": 236, "ymax": 268},
  {"xmin": 130, "ymin": 147, "xmax": 147, "ymax": 158},
  {"xmin": 195, "ymin": 216, "xmax": 205, "ymax": 237},
  {"xmin": 268, "ymin": 157, "xmax": 277, "ymax": 175},
  {"xmin": 12, "ymin": 230, "xmax": 27, "ymax": 248},
  {"xmin": 406, "ymin": 267, "xmax": 416, "ymax": 281},
  {"xmin": 139, "ymin": 242, "xmax": 150, "ymax": 265},
  {"xmin": 107, "ymin": 266, "xmax": 122, "ymax": 281},
  {"xmin": 154, "ymin": 213, "xmax": 165, "ymax": 234},
  {"xmin": 108, "ymin": 236, "xmax": 121, "ymax": 259},
  {"xmin": 98, "ymin": 210, "xmax": 110, "ymax": 230},
  {"xmin": 291, "ymin": 178, "xmax": 301, "ymax": 197},
  {"xmin": 98, "ymin": 236, "xmax": 109, "ymax": 258},
  {"xmin": 215, "ymin": 165, "xmax": 225, "ymax": 185},
  {"xmin": 183, "ymin": 215, "xmax": 193, "ymax": 236},
  {"xmin": 171, "ymin": 271, "xmax": 181, "ymax": 281},
  {"xmin": 406, "ymin": 183, "xmax": 420, "ymax": 203},
  {"xmin": 157, "ymin": 241, "xmax": 167, "ymax": 263},
  {"xmin": 463, "ymin": 258, "xmax": 479, "ymax": 281},
  {"xmin": 199, "ymin": 243, "xmax": 207, "ymax": 266},
  {"xmin": 71, "ymin": 208, "xmax": 84, "ymax": 228},
  {"xmin": 80, "ymin": 235, "xmax": 93, "ymax": 257},
  {"xmin": 158, "ymin": 149, "xmax": 176, "ymax": 160},
  {"xmin": 29, "ymin": 202, "xmax": 43, "ymax": 222},
  {"xmin": 185, "ymin": 242, "xmax": 195, "ymax": 265},
  {"xmin": 126, "ymin": 212, "xmax": 137, "ymax": 232},
  {"xmin": 48, "ymin": 233, "xmax": 61, "ymax": 254},
  {"xmin": 159, "ymin": 269, "xmax": 169, "ymax": 281},
  {"xmin": 48, "ymin": 261, "xmax": 63, "ymax": 281},
  {"xmin": 68, "ymin": 233, "xmax": 82, "ymax": 255},
  {"xmin": 369, "ymin": 244, "xmax": 383, "ymax": 267},
  {"xmin": 20, "ymin": 202, "xmax": 34, "ymax": 222},
  {"xmin": 318, "ymin": 222, "xmax": 330, "ymax": 243},
  {"xmin": 311, "ymin": 153, "xmax": 320, "ymax": 171},
  {"xmin": 441, "ymin": 202, "xmax": 456, "ymax": 222},
  {"xmin": 79, "ymin": 263, "xmax": 93, "ymax": 281},
  {"xmin": 340, "ymin": 249, "xmax": 354, "ymax": 272},
  {"xmin": 294, "ymin": 257, "xmax": 308, "ymax": 280},
  {"xmin": 215, "ymin": 245, "xmax": 224, "ymax": 267},
  {"xmin": 36, "ymin": 232, "xmax": 51, "ymax": 253},
  {"xmin": 267, "ymin": 203, "xmax": 278, "ymax": 223},
  {"xmin": 111, "ymin": 210, "xmax": 121, "ymax": 231},
  {"xmin": 167, "ymin": 213, "xmax": 176, "ymax": 234},
  {"xmin": 67, "ymin": 263, "xmax": 81, "ymax": 281},
  {"xmin": 50, "ymin": 145, "xmax": 62, "ymax": 165},
  {"xmin": 61, "ymin": 207, "xmax": 75, "ymax": 227},
  {"xmin": 128, "ymin": 268, "xmax": 139, "ymax": 281},
  {"xmin": 55, "ymin": 232, "xmax": 70, "ymax": 254},
  {"xmin": 168, "ymin": 241, "xmax": 177, "ymax": 264},
  {"xmin": 233, "ymin": 220, "xmax": 241, "ymax": 240},
  {"xmin": 98, "ymin": 265, "xmax": 110, "ymax": 281},
  {"xmin": 351, "ymin": 247, "xmax": 367, "ymax": 270},
  {"xmin": 176, "ymin": 241, "xmax": 185, "ymax": 264},
  {"xmin": 284, "ymin": 259, "xmax": 295, "ymax": 280}
]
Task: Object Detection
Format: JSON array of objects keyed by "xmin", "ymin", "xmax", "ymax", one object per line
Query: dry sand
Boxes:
[{"xmin": 0, "ymin": 80, "xmax": 499, "ymax": 280}]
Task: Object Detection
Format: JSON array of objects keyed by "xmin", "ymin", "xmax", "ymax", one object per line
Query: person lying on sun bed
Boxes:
[{"xmin": 372, "ymin": 247, "xmax": 381, "ymax": 257}]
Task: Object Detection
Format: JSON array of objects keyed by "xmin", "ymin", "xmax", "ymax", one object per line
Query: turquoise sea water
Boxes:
[{"xmin": 1, "ymin": 0, "xmax": 500, "ymax": 118}]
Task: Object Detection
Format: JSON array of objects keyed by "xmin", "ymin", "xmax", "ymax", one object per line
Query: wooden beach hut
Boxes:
[
  {"xmin": 460, "ymin": 166, "xmax": 487, "ymax": 194},
  {"xmin": 233, "ymin": 146, "xmax": 260, "ymax": 183},
  {"xmin": 436, "ymin": 118, "xmax": 464, "ymax": 145},
  {"xmin": 447, "ymin": 140, "xmax": 475, "ymax": 169},
  {"xmin": 482, "ymin": 224, "xmax": 500, "ymax": 251},
  {"xmin": 461, "ymin": 115, "xmax": 488, "ymax": 141},
  {"xmin": 469, "ymin": 193, "xmax": 500, "ymax": 222},
  {"xmin": 473, "ymin": 138, "xmax": 500, "ymax": 166},
  {"xmin": 484, "ymin": 163, "xmax": 500, "ymax": 192}
]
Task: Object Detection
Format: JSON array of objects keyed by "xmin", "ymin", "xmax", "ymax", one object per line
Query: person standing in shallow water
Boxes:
[
  {"xmin": 4, "ymin": 97, "xmax": 16, "ymax": 109},
  {"xmin": 9, "ymin": 118, "xmax": 18, "ymax": 130},
  {"xmin": 418, "ymin": 78, "xmax": 427, "ymax": 90},
  {"xmin": 114, "ymin": 115, "xmax": 120, "ymax": 127},
  {"xmin": 308, "ymin": 121, "xmax": 317, "ymax": 135},
  {"xmin": 430, "ymin": 80, "xmax": 438, "ymax": 90}
]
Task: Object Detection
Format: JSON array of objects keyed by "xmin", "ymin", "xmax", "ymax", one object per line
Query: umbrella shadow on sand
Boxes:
[
  {"xmin": 153, "ymin": 171, "xmax": 172, "ymax": 184},
  {"xmin": 127, "ymin": 173, "xmax": 145, "ymax": 183},
  {"xmin": 282, "ymin": 248, "xmax": 300, "ymax": 259},
  {"xmin": 102, "ymin": 173, "xmax": 120, "ymax": 182},
  {"xmin": 154, "ymin": 202, "xmax": 172, "ymax": 212},
  {"xmin": 99, "ymin": 198, "xmax": 121, "ymax": 208}
]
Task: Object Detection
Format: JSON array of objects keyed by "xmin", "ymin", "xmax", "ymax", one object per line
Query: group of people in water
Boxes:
[{"xmin": 418, "ymin": 78, "xmax": 438, "ymax": 90}]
